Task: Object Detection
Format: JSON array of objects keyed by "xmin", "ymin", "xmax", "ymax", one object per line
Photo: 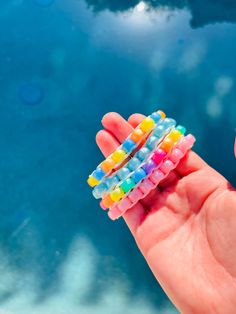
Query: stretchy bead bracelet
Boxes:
[
  {"xmin": 87, "ymin": 110, "xmax": 166, "ymax": 187},
  {"xmin": 100, "ymin": 125, "xmax": 186, "ymax": 209},
  {"xmin": 107, "ymin": 134, "xmax": 196, "ymax": 220},
  {"xmin": 92, "ymin": 117, "xmax": 176, "ymax": 199},
  {"xmin": 87, "ymin": 108, "xmax": 196, "ymax": 221}
]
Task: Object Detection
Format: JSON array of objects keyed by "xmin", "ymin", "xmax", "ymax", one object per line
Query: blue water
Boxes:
[{"xmin": 0, "ymin": 1, "xmax": 235, "ymax": 313}]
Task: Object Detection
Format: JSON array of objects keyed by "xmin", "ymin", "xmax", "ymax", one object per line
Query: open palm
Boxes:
[{"xmin": 96, "ymin": 112, "xmax": 236, "ymax": 314}]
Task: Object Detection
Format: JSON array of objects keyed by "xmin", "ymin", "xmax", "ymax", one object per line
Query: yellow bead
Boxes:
[
  {"xmin": 111, "ymin": 149, "xmax": 126, "ymax": 163},
  {"xmin": 167, "ymin": 129, "xmax": 182, "ymax": 142},
  {"xmin": 87, "ymin": 176, "xmax": 100, "ymax": 187},
  {"xmin": 110, "ymin": 187, "xmax": 125, "ymax": 202},
  {"xmin": 157, "ymin": 110, "xmax": 166, "ymax": 119},
  {"xmin": 140, "ymin": 117, "xmax": 155, "ymax": 132}
]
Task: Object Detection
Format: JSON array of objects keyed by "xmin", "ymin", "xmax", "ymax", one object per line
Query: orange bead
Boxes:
[
  {"xmin": 158, "ymin": 110, "xmax": 166, "ymax": 119},
  {"xmin": 100, "ymin": 158, "xmax": 116, "ymax": 173},
  {"xmin": 131, "ymin": 129, "xmax": 144, "ymax": 143},
  {"xmin": 159, "ymin": 138, "xmax": 175, "ymax": 153},
  {"xmin": 102, "ymin": 195, "xmax": 114, "ymax": 208}
]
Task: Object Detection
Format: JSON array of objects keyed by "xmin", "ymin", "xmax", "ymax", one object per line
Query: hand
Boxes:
[{"xmin": 96, "ymin": 112, "xmax": 236, "ymax": 314}]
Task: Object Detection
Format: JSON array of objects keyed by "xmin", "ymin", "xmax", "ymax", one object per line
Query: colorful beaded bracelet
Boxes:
[
  {"xmin": 107, "ymin": 134, "xmax": 196, "ymax": 220},
  {"xmin": 87, "ymin": 110, "xmax": 166, "ymax": 188},
  {"xmin": 100, "ymin": 125, "xmax": 186, "ymax": 209},
  {"xmin": 92, "ymin": 117, "xmax": 177, "ymax": 199},
  {"xmin": 109, "ymin": 133, "xmax": 192, "ymax": 212}
]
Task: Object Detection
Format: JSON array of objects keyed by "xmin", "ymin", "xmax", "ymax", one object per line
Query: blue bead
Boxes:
[
  {"xmin": 136, "ymin": 147, "xmax": 150, "ymax": 161},
  {"xmin": 122, "ymin": 139, "xmax": 136, "ymax": 153},
  {"xmin": 162, "ymin": 118, "xmax": 176, "ymax": 128},
  {"xmin": 153, "ymin": 125, "xmax": 165, "ymax": 137},
  {"xmin": 127, "ymin": 157, "xmax": 141, "ymax": 171},
  {"xmin": 93, "ymin": 168, "xmax": 106, "ymax": 180},
  {"xmin": 131, "ymin": 168, "xmax": 146, "ymax": 183},
  {"xmin": 146, "ymin": 135, "xmax": 158, "ymax": 150},
  {"xmin": 150, "ymin": 112, "xmax": 161, "ymax": 123},
  {"xmin": 117, "ymin": 167, "xmax": 130, "ymax": 180},
  {"xmin": 92, "ymin": 183, "xmax": 107, "ymax": 199},
  {"xmin": 105, "ymin": 175, "xmax": 119, "ymax": 190}
]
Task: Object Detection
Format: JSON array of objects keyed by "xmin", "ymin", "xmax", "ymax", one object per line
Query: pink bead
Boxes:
[
  {"xmin": 169, "ymin": 148, "xmax": 184, "ymax": 163},
  {"xmin": 177, "ymin": 134, "xmax": 196, "ymax": 153},
  {"xmin": 117, "ymin": 197, "xmax": 133, "ymax": 212},
  {"xmin": 150, "ymin": 169, "xmax": 165, "ymax": 184},
  {"xmin": 100, "ymin": 201, "xmax": 107, "ymax": 210},
  {"xmin": 160, "ymin": 160, "xmax": 175, "ymax": 174},
  {"xmin": 185, "ymin": 134, "xmax": 196, "ymax": 147},
  {"xmin": 177, "ymin": 138, "xmax": 188, "ymax": 153},
  {"xmin": 108, "ymin": 206, "xmax": 122, "ymax": 220},
  {"xmin": 151, "ymin": 148, "xmax": 167, "ymax": 165},
  {"xmin": 128, "ymin": 188, "xmax": 144, "ymax": 203},
  {"xmin": 139, "ymin": 179, "xmax": 155, "ymax": 194}
]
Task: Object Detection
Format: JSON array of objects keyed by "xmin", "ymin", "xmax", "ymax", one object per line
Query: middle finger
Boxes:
[{"xmin": 102, "ymin": 112, "xmax": 134, "ymax": 143}]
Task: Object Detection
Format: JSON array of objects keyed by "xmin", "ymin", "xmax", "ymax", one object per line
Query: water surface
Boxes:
[{"xmin": 0, "ymin": 1, "xmax": 235, "ymax": 313}]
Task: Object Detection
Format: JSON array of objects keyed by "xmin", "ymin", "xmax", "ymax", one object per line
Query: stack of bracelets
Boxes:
[{"xmin": 87, "ymin": 109, "xmax": 196, "ymax": 220}]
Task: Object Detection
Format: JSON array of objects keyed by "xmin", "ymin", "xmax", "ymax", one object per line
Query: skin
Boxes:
[{"xmin": 96, "ymin": 112, "xmax": 236, "ymax": 314}]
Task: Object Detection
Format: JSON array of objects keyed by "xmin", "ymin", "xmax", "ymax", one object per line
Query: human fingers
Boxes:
[
  {"xmin": 128, "ymin": 113, "xmax": 146, "ymax": 128},
  {"xmin": 175, "ymin": 150, "xmax": 208, "ymax": 177},
  {"xmin": 96, "ymin": 130, "xmax": 119, "ymax": 157},
  {"xmin": 96, "ymin": 112, "xmax": 146, "ymax": 234},
  {"xmin": 101, "ymin": 112, "xmax": 133, "ymax": 143}
]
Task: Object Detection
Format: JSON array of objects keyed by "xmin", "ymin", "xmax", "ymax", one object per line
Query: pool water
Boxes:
[{"xmin": 0, "ymin": 1, "xmax": 235, "ymax": 313}]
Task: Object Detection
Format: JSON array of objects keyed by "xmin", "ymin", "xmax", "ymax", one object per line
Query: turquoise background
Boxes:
[{"xmin": 0, "ymin": 0, "xmax": 235, "ymax": 313}]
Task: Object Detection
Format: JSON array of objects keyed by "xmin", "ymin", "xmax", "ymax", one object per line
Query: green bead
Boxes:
[
  {"xmin": 120, "ymin": 178, "xmax": 135, "ymax": 193},
  {"xmin": 176, "ymin": 125, "xmax": 186, "ymax": 135}
]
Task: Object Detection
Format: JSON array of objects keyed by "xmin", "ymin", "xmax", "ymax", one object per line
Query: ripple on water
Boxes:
[{"xmin": 19, "ymin": 83, "xmax": 44, "ymax": 105}]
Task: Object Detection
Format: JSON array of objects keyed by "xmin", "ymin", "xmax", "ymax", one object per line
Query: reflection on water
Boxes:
[
  {"xmin": 0, "ymin": 236, "xmax": 176, "ymax": 314},
  {"xmin": 86, "ymin": 0, "xmax": 236, "ymax": 27},
  {"xmin": 0, "ymin": 0, "xmax": 235, "ymax": 313}
]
